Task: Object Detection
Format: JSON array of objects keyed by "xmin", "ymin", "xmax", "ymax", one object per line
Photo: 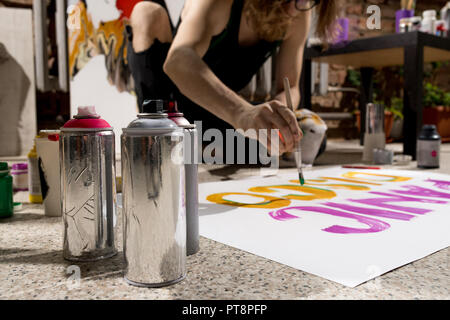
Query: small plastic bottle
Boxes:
[
  {"xmin": 11, "ymin": 163, "xmax": 28, "ymax": 192},
  {"xmin": 421, "ymin": 10, "xmax": 437, "ymax": 34},
  {"xmin": 417, "ymin": 125, "xmax": 441, "ymax": 169},
  {"xmin": 28, "ymin": 141, "xmax": 43, "ymax": 203},
  {"xmin": 0, "ymin": 162, "xmax": 13, "ymax": 218}
]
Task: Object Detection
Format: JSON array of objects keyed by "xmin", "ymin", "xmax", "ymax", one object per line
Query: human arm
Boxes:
[
  {"xmin": 273, "ymin": 10, "xmax": 311, "ymax": 110},
  {"xmin": 163, "ymin": 0, "xmax": 301, "ymax": 153}
]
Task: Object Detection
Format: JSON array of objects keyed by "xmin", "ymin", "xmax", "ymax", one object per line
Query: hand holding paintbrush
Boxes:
[{"xmin": 283, "ymin": 77, "xmax": 305, "ymax": 185}]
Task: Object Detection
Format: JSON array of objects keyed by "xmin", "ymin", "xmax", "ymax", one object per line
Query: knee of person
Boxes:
[{"xmin": 130, "ymin": 1, "xmax": 168, "ymax": 33}]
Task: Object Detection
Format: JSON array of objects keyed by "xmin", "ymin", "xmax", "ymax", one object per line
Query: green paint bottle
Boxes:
[{"xmin": 0, "ymin": 162, "xmax": 13, "ymax": 218}]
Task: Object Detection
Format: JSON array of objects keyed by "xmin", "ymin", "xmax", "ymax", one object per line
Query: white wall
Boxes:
[{"xmin": 0, "ymin": 8, "xmax": 37, "ymax": 156}]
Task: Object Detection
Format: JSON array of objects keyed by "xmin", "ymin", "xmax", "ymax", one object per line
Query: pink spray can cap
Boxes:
[
  {"xmin": 62, "ymin": 106, "xmax": 112, "ymax": 130},
  {"xmin": 165, "ymin": 100, "xmax": 191, "ymax": 128}
]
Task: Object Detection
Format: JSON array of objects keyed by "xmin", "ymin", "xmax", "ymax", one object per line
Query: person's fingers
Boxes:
[
  {"xmin": 258, "ymin": 103, "xmax": 292, "ymax": 152},
  {"xmin": 271, "ymin": 101, "xmax": 303, "ymax": 142},
  {"xmin": 269, "ymin": 115, "xmax": 293, "ymax": 151},
  {"xmin": 257, "ymin": 121, "xmax": 271, "ymax": 154},
  {"xmin": 259, "ymin": 119, "xmax": 285, "ymax": 155}
]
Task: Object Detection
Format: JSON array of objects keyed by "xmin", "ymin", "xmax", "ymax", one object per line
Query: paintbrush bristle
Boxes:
[{"xmin": 299, "ymin": 172, "xmax": 305, "ymax": 186}]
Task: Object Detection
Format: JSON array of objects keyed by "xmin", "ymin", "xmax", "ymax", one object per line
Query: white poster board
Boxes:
[{"xmin": 199, "ymin": 168, "xmax": 450, "ymax": 287}]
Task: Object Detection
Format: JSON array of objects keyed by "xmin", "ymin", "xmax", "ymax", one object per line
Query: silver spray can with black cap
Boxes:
[{"xmin": 121, "ymin": 99, "xmax": 186, "ymax": 287}]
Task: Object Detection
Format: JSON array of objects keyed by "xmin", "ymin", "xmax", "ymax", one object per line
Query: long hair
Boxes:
[{"xmin": 243, "ymin": 0, "xmax": 339, "ymax": 42}]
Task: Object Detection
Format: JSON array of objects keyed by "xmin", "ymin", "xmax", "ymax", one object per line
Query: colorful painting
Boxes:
[
  {"xmin": 66, "ymin": 0, "xmax": 184, "ymax": 149},
  {"xmin": 67, "ymin": 0, "xmax": 144, "ymax": 149},
  {"xmin": 68, "ymin": 0, "xmax": 142, "ymax": 93},
  {"xmin": 199, "ymin": 168, "xmax": 450, "ymax": 287}
]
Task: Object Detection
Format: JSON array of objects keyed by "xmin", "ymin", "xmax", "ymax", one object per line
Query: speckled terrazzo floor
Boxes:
[{"xmin": 0, "ymin": 140, "xmax": 449, "ymax": 299}]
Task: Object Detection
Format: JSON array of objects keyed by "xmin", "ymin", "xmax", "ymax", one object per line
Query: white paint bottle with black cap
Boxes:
[{"xmin": 417, "ymin": 124, "xmax": 441, "ymax": 169}]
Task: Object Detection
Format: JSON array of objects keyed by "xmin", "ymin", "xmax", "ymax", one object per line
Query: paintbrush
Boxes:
[{"xmin": 283, "ymin": 77, "xmax": 305, "ymax": 186}]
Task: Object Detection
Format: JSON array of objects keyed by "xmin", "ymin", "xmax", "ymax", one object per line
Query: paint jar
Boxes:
[
  {"xmin": 421, "ymin": 10, "xmax": 437, "ymax": 34},
  {"xmin": 160, "ymin": 99, "xmax": 199, "ymax": 256},
  {"xmin": 441, "ymin": 4, "xmax": 450, "ymax": 37},
  {"xmin": 399, "ymin": 17, "xmax": 421, "ymax": 32},
  {"xmin": 373, "ymin": 148, "xmax": 394, "ymax": 165},
  {"xmin": 396, "ymin": 9, "xmax": 414, "ymax": 33},
  {"xmin": 11, "ymin": 163, "xmax": 28, "ymax": 192},
  {"xmin": 333, "ymin": 18, "xmax": 349, "ymax": 44},
  {"xmin": 296, "ymin": 109, "xmax": 327, "ymax": 165},
  {"xmin": 36, "ymin": 130, "xmax": 62, "ymax": 217},
  {"xmin": 399, "ymin": 18, "xmax": 412, "ymax": 33},
  {"xmin": 417, "ymin": 124, "xmax": 441, "ymax": 169},
  {"xmin": 122, "ymin": 100, "xmax": 186, "ymax": 287},
  {"xmin": 362, "ymin": 103, "xmax": 385, "ymax": 163},
  {"xmin": 27, "ymin": 142, "xmax": 43, "ymax": 203},
  {"xmin": 0, "ymin": 162, "xmax": 13, "ymax": 219},
  {"xmin": 60, "ymin": 106, "xmax": 117, "ymax": 261},
  {"xmin": 436, "ymin": 20, "xmax": 446, "ymax": 36},
  {"xmin": 393, "ymin": 154, "xmax": 412, "ymax": 166}
]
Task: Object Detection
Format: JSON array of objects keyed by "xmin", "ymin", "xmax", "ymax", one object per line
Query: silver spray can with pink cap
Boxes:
[
  {"xmin": 60, "ymin": 106, "xmax": 117, "ymax": 261},
  {"xmin": 164, "ymin": 100, "xmax": 199, "ymax": 256}
]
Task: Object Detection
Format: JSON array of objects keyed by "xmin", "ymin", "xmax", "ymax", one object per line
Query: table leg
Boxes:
[
  {"xmin": 403, "ymin": 45, "xmax": 424, "ymax": 159},
  {"xmin": 359, "ymin": 67, "xmax": 374, "ymax": 145},
  {"xmin": 300, "ymin": 58, "xmax": 312, "ymax": 110}
]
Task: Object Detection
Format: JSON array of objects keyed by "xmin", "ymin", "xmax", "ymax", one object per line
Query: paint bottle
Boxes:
[
  {"xmin": 11, "ymin": 163, "xmax": 28, "ymax": 192},
  {"xmin": 27, "ymin": 142, "xmax": 43, "ymax": 203},
  {"xmin": 441, "ymin": 2, "xmax": 450, "ymax": 37},
  {"xmin": 417, "ymin": 124, "xmax": 441, "ymax": 169},
  {"xmin": 159, "ymin": 99, "xmax": 199, "ymax": 256},
  {"xmin": 60, "ymin": 106, "xmax": 117, "ymax": 261},
  {"xmin": 36, "ymin": 130, "xmax": 62, "ymax": 217},
  {"xmin": 421, "ymin": 10, "xmax": 437, "ymax": 34},
  {"xmin": 0, "ymin": 162, "xmax": 13, "ymax": 218},
  {"xmin": 122, "ymin": 100, "xmax": 186, "ymax": 287}
]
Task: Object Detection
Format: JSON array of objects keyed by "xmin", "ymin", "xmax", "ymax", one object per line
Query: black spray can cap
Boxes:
[
  {"xmin": 419, "ymin": 124, "xmax": 441, "ymax": 141},
  {"xmin": 142, "ymin": 99, "xmax": 165, "ymax": 114}
]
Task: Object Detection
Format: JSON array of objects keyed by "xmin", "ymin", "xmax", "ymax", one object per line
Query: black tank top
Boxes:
[
  {"xmin": 171, "ymin": 0, "xmax": 282, "ymax": 131},
  {"xmin": 176, "ymin": 0, "xmax": 282, "ymax": 92}
]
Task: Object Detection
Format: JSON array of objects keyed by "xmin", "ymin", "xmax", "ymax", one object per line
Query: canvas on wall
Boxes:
[
  {"xmin": 67, "ymin": 0, "xmax": 184, "ymax": 149},
  {"xmin": 198, "ymin": 168, "xmax": 450, "ymax": 287}
]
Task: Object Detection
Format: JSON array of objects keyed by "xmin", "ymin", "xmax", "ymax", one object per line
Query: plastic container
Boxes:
[
  {"xmin": 0, "ymin": 162, "xmax": 13, "ymax": 218},
  {"xmin": 436, "ymin": 19, "xmax": 446, "ymax": 36},
  {"xmin": 36, "ymin": 130, "xmax": 61, "ymax": 217},
  {"xmin": 393, "ymin": 154, "xmax": 412, "ymax": 166},
  {"xmin": 27, "ymin": 142, "xmax": 43, "ymax": 203},
  {"xmin": 417, "ymin": 124, "xmax": 441, "ymax": 169},
  {"xmin": 400, "ymin": 16, "xmax": 421, "ymax": 32},
  {"xmin": 396, "ymin": 9, "xmax": 415, "ymax": 33},
  {"xmin": 421, "ymin": 10, "xmax": 437, "ymax": 34},
  {"xmin": 11, "ymin": 163, "xmax": 28, "ymax": 192},
  {"xmin": 440, "ymin": 3, "xmax": 450, "ymax": 36}
]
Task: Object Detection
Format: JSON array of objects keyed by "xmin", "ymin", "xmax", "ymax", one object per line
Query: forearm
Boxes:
[
  {"xmin": 164, "ymin": 47, "xmax": 252, "ymax": 128},
  {"xmin": 274, "ymin": 86, "xmax": 301, "ymax": 110}
]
